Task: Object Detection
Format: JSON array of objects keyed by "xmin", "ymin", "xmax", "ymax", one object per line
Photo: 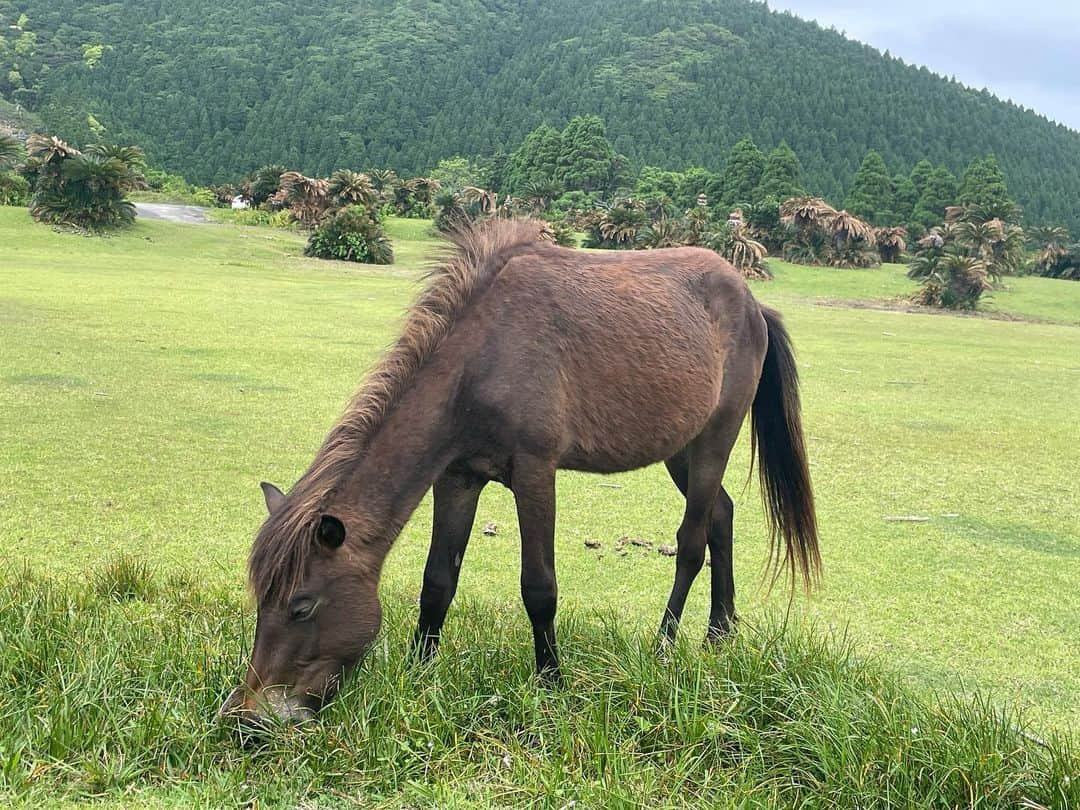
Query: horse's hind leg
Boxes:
[
  {"xmin": 661, "ymin": 416, "xmax": 743, "ymax": 644},
  {"xmin": 659, "ymin": 438, "xmax": 727, "ymax": 643},
  {"xmin": 706, "ymin": 487, "xmax": 736, "ymax": 640}
]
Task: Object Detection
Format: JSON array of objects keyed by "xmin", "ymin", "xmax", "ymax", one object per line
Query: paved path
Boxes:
[{"xmin": 134, "ymin": 202, "xmax": 211, "ymax": 224}]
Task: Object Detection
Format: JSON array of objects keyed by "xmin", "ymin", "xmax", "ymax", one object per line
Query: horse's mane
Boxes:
[{"xmin": 248, "ymin": 218, "xmax": 548, "ymax": 604}]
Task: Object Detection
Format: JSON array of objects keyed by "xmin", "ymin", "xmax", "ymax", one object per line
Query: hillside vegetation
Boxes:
[{"xmin": 2, "ymin": 0, "xmax": 1079, "ymax": 229}]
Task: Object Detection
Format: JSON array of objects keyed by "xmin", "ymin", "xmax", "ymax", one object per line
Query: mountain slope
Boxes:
[{"xmin": 2, "ymin": 0, "xmax": 1079, "ymax": 227}]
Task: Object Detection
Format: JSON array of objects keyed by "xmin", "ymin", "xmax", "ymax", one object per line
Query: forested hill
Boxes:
[{"xmin": 3, "ymin": 0, "xmax": 1079, "ymax": 226}]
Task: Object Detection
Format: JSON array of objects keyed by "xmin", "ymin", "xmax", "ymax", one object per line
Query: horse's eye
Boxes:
[{"xmin": 289, "ymin": 597, "xmax": 318, "ymax": 622}]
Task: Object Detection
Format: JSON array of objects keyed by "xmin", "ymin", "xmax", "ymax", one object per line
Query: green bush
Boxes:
[
  {"xmin": 305, "ymin": 205, "xmax": 393, "ymax": 264},
  {"xmin": 25, "ymin": 137, "xmax": 144, "ymax": 232},
  {"xmin": 207, "ymin": 207, "xmax": 297, "ymax": 229},
  {"xmin": 142, "ymin": 169, "xmax": 218, "ymax": 206},
  {"xmin": 0, "ymin": 172, "xmax": 30, "ymax": 206}
]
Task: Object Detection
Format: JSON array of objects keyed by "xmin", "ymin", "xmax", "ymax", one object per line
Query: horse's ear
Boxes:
[{"xmin": 260, "ymin": 482, "xmax": 286, "ymax": 515}]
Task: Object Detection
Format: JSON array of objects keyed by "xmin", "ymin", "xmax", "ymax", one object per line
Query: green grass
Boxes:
[
  {"xmin": 1, "ymin": 207, "xmax": 1078, "ymax": 805},
  {"xmin": 1, "ymin": 566, "xmax": 1076, "ymax": 807},
  {"xmin": 766, "ymin": 259, "xmax": 1080, "ymax": 325}
]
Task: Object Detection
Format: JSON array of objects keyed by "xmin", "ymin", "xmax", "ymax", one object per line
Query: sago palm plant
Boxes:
[{"xmin": 328, "ymin": 170, "xmax": 376, "ymax": 208}]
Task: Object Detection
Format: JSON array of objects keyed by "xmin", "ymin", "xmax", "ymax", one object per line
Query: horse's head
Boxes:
[{"xmin": 219, "ymin": 482, "xmax": 382, "ymax": 730}]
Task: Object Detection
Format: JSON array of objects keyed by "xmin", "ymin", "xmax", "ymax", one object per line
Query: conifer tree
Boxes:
[
  {"xmin": 912, "ymin": 166, "xmax": 958, "ymax": 228},
  {"xmin": 958, "ymin": 154, "xmax": 1015, "ymax": 217},
  {"xmin": 756, "ymin": 142, "xmax": 803, "ymax": 203},
  {"xmin": 556, "ymin": 115, "xmax": 622, "ymax": 193},
  {"xmin": 909, "ymin": 159, "xmax": 934, "ymax": 199},
  {"xmin": 844, "ymin": 150, "xmax": 895, "ymax": 224},
  {"xmin": 719, "ymin": 137, "xmax": 765, "ymax": 210}
]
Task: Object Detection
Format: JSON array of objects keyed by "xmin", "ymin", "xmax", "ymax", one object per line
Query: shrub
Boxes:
[
  {"xmin": 541, "ymin": 218, "xmax": 577, "ymax": 247},
  {"xmin": 143, "ymin": 169, "xmax": 217, "ymax": 206},
  {"xmin": 909, "ymin": 248, "xmax": 991, "ymax": 309},
  {"xmin": 779, "ymin": 197, "xmax": 879, "ymax": 268},
  {"xmin": 305, "ymin": 205, "xmax": 393, "ymax": 264},
  {"xmin": 0, "ymin": 172, "xmax": 30, "ymax": 206},
  {"xmin": 705, "ymin": 222, "xmax": 771, "ymax": 279},
  {"xmin": 24, "ymin": 136, "xmax": 144, "ymax": 231}
]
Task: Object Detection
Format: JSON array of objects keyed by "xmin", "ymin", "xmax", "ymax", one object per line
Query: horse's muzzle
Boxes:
[{"xmin": 217, "ymin": 685, "xmax": 317, "ymax": 731}]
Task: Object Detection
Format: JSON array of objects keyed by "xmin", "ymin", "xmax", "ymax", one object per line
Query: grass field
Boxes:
[{"xmin": 1, "ymin": 207, "xmax": 1078, "ymax": 806}]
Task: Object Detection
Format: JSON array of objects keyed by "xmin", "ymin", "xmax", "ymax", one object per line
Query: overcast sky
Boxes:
[{"xmin": 769, "ymin": 1, "xmax": 1080, "ymax": 132}]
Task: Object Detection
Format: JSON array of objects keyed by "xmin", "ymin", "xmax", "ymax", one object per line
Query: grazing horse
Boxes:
[{"xmin": 220, "ymin": 219, "xmax": 819, "ymax": 727}]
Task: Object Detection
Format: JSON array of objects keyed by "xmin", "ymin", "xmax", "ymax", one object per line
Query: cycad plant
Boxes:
[
  {"xmin": 582, "ymin": 198, "xmax": 648, "ymax": 249},
  {"xmin": 637, "ymin": 215, "xmax": 685, "ymax": 249},
  {"xmin": 328, "ymin": 170, "xmax": 376, "ymax": 208},
  {"xmin": 909, "ymin": 248, "xmax": 991, "ymax": 309},
  {"xmin": 874, "ymin": 226, "xmax": 907, "ymax": 263},
  {"xmin": 271, "ymin": 171, "xmax": 331, "ymax": 227},
  {"xmin": 24, "ymin": 135, "xmax": 144, "ymax": 231},
  {"xmin": 0, "ymin": 133, "xmax": 23, "ymax": 171},
  {"xmin": 705, "ymin": 222, "xmax": 771, "ymax": 279}
]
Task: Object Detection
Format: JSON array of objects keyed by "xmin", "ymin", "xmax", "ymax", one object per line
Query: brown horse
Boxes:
[{"xmin": 220, "ymin": 219, "xmax": 819, "ymax": 727}]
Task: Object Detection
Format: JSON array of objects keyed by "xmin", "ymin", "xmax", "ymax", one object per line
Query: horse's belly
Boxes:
[{"xmin": 558, "ymin": 356, "xmax": 723, "ymax": 473}]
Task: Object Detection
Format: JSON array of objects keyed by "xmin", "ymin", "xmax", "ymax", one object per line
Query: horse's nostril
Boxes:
[{"xmin": 289, "ymin": 705, "xmax": 316, "ymax": 726}]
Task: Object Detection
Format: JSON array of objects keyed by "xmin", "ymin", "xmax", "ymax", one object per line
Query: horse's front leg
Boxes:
[
  {"xmin": 512, "ymin": 454, "xmax": 561, "ymax": 682},
  {"xmin": 411, "ymin": 470, "xmax": 485, "ymax": 662}
]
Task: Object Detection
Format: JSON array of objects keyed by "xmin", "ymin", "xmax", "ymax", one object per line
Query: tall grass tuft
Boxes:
[
  {"xmin": 91, "ymin": 554, "xmax": 158, "ymax": 602},
  {"xmin": 0, "ymin": 573, "xmax": 1075, "ymax": 806}
]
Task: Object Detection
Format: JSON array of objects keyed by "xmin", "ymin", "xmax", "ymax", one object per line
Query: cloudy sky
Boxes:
[{"xmin": 769, "ymin": 1, "xmax": 1080, "ymax": 132}]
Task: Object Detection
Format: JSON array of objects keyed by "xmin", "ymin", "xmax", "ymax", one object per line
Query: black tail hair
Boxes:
[{"xmin": 751, "ymin": 306, "xmax": 821, "ymax": 590}]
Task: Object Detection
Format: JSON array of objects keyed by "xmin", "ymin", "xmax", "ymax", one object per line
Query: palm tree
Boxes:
[
  {"xmin": 724, "ymin": 229, "xmax": 770, "ymax": 279},
  {"xmin": 874, "ymin": 226, "xmax": 907, "ymax": 263},
  {"xmin": 947, "ymin": 200, "xmax": 1022, "ymax": 226},
  {"xmin": 637, "ymin": 216, "xmax": 685, "ymax": 249},
  {"xmin": 245, "ymin": 164, "xmax": 287, "ymax": 206},
  {"xmin": 272, "ymin": 171, "xmax": 331, "ymax": 227},
  {"xmin": 26, "ymin": 134, "xmax": 80, "ymax": 165},
  {"xmin": 1027, "ymin": 225, "xmax": 1070, "ymax": 275},
  {"xmin": 462, "ymin": 186, "xmax": 498, "ymax": 215},
  {"xmin": 826, "ymin": 209, "xmax": 874, "ymax": 247},
  {"xmin": 780, "ymin": 196, "xmax": 836, "ymax": 232},
  {"xmin": 818, "ymin": 209, "xmax": 877, "ymax": 268},
  {"xmin": 953, "ymin": 218, "xmax": 1025, "ymax": 280},
  {"xmin": 433, "ymin": 189, "xmax": 467, "ymax": 232},
  {"xmin": 911, "ymin": 249, "xmax": 990, "ymax": 310},
  {"xmin": 369, "ymin": 169, "xmax": 399, "ymax": 200},
  {"xmin": 84, "ymin": 143, "xmax": 146, "ymax": 190},
  {"xmin": 680, "ymin": 206, "xmax": 713, "ymax": 247},
  {"xmin": 0, "ymin": 134, "xmax": 23, "ymax": 171},
  {"xmin": 406, "ymin": 177, "xmax": 440, "ymax": 206},
  {"xmin": 520, "ymin": 179, "xmax": 562, "ymax": 213},
  {"xmin": 328, "ymin": 170, "xmax": 376, "ymax": 208},
  {"xmin": 598, "ymin": 198, "xmax": 648, "ymax": 248},
  {"xmin": 27, "ymin": 140, "xmax": 141, "ymax": 231}
]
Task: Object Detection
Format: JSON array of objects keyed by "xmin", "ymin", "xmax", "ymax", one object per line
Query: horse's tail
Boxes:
[{"xmin": 751, "ymin": 306, "xmax": 821, "ymax": 590}]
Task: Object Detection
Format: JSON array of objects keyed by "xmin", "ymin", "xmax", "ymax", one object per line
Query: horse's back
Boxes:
[{"xmin": 462, "ymin": 245, "xmax": 766, "ymax": 472}]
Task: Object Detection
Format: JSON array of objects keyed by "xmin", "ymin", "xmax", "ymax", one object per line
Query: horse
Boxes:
[{"xmin": 219, "ymin": 218, "xmax": 819, "ymax": 727}]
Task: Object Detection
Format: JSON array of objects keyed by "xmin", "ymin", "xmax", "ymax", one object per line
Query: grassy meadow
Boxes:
[{"xmin": 1, "ymin": 206, "xmax": 1078, "ymax": 806}]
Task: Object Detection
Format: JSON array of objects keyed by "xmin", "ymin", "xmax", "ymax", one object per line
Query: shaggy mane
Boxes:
[{"xmin": 248, "ymin": 218, "xmax": 548, "ymax": 604}]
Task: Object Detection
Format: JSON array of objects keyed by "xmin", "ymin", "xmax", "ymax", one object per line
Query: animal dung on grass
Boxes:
[
  {"xmin": 482, "ymin": 522, "xmax": 498, "ymax": 536},
  {"xmin": 584, "ymin": 538, "xmax": 602, "ymax": 550},
  {"xmin": 658, "ymin": 545, "xmax": 677, "ymax": 557}
]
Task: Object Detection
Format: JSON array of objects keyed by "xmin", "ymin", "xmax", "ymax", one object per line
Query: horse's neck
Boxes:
[{"xmin": 334, "ymin": 356, "xmax": 462, "ymax": 548}]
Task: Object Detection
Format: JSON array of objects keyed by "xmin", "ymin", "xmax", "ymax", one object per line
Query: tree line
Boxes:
[{"xmin": 2, "ymin": 0, "xmax": 1080, "ymax": 233}]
